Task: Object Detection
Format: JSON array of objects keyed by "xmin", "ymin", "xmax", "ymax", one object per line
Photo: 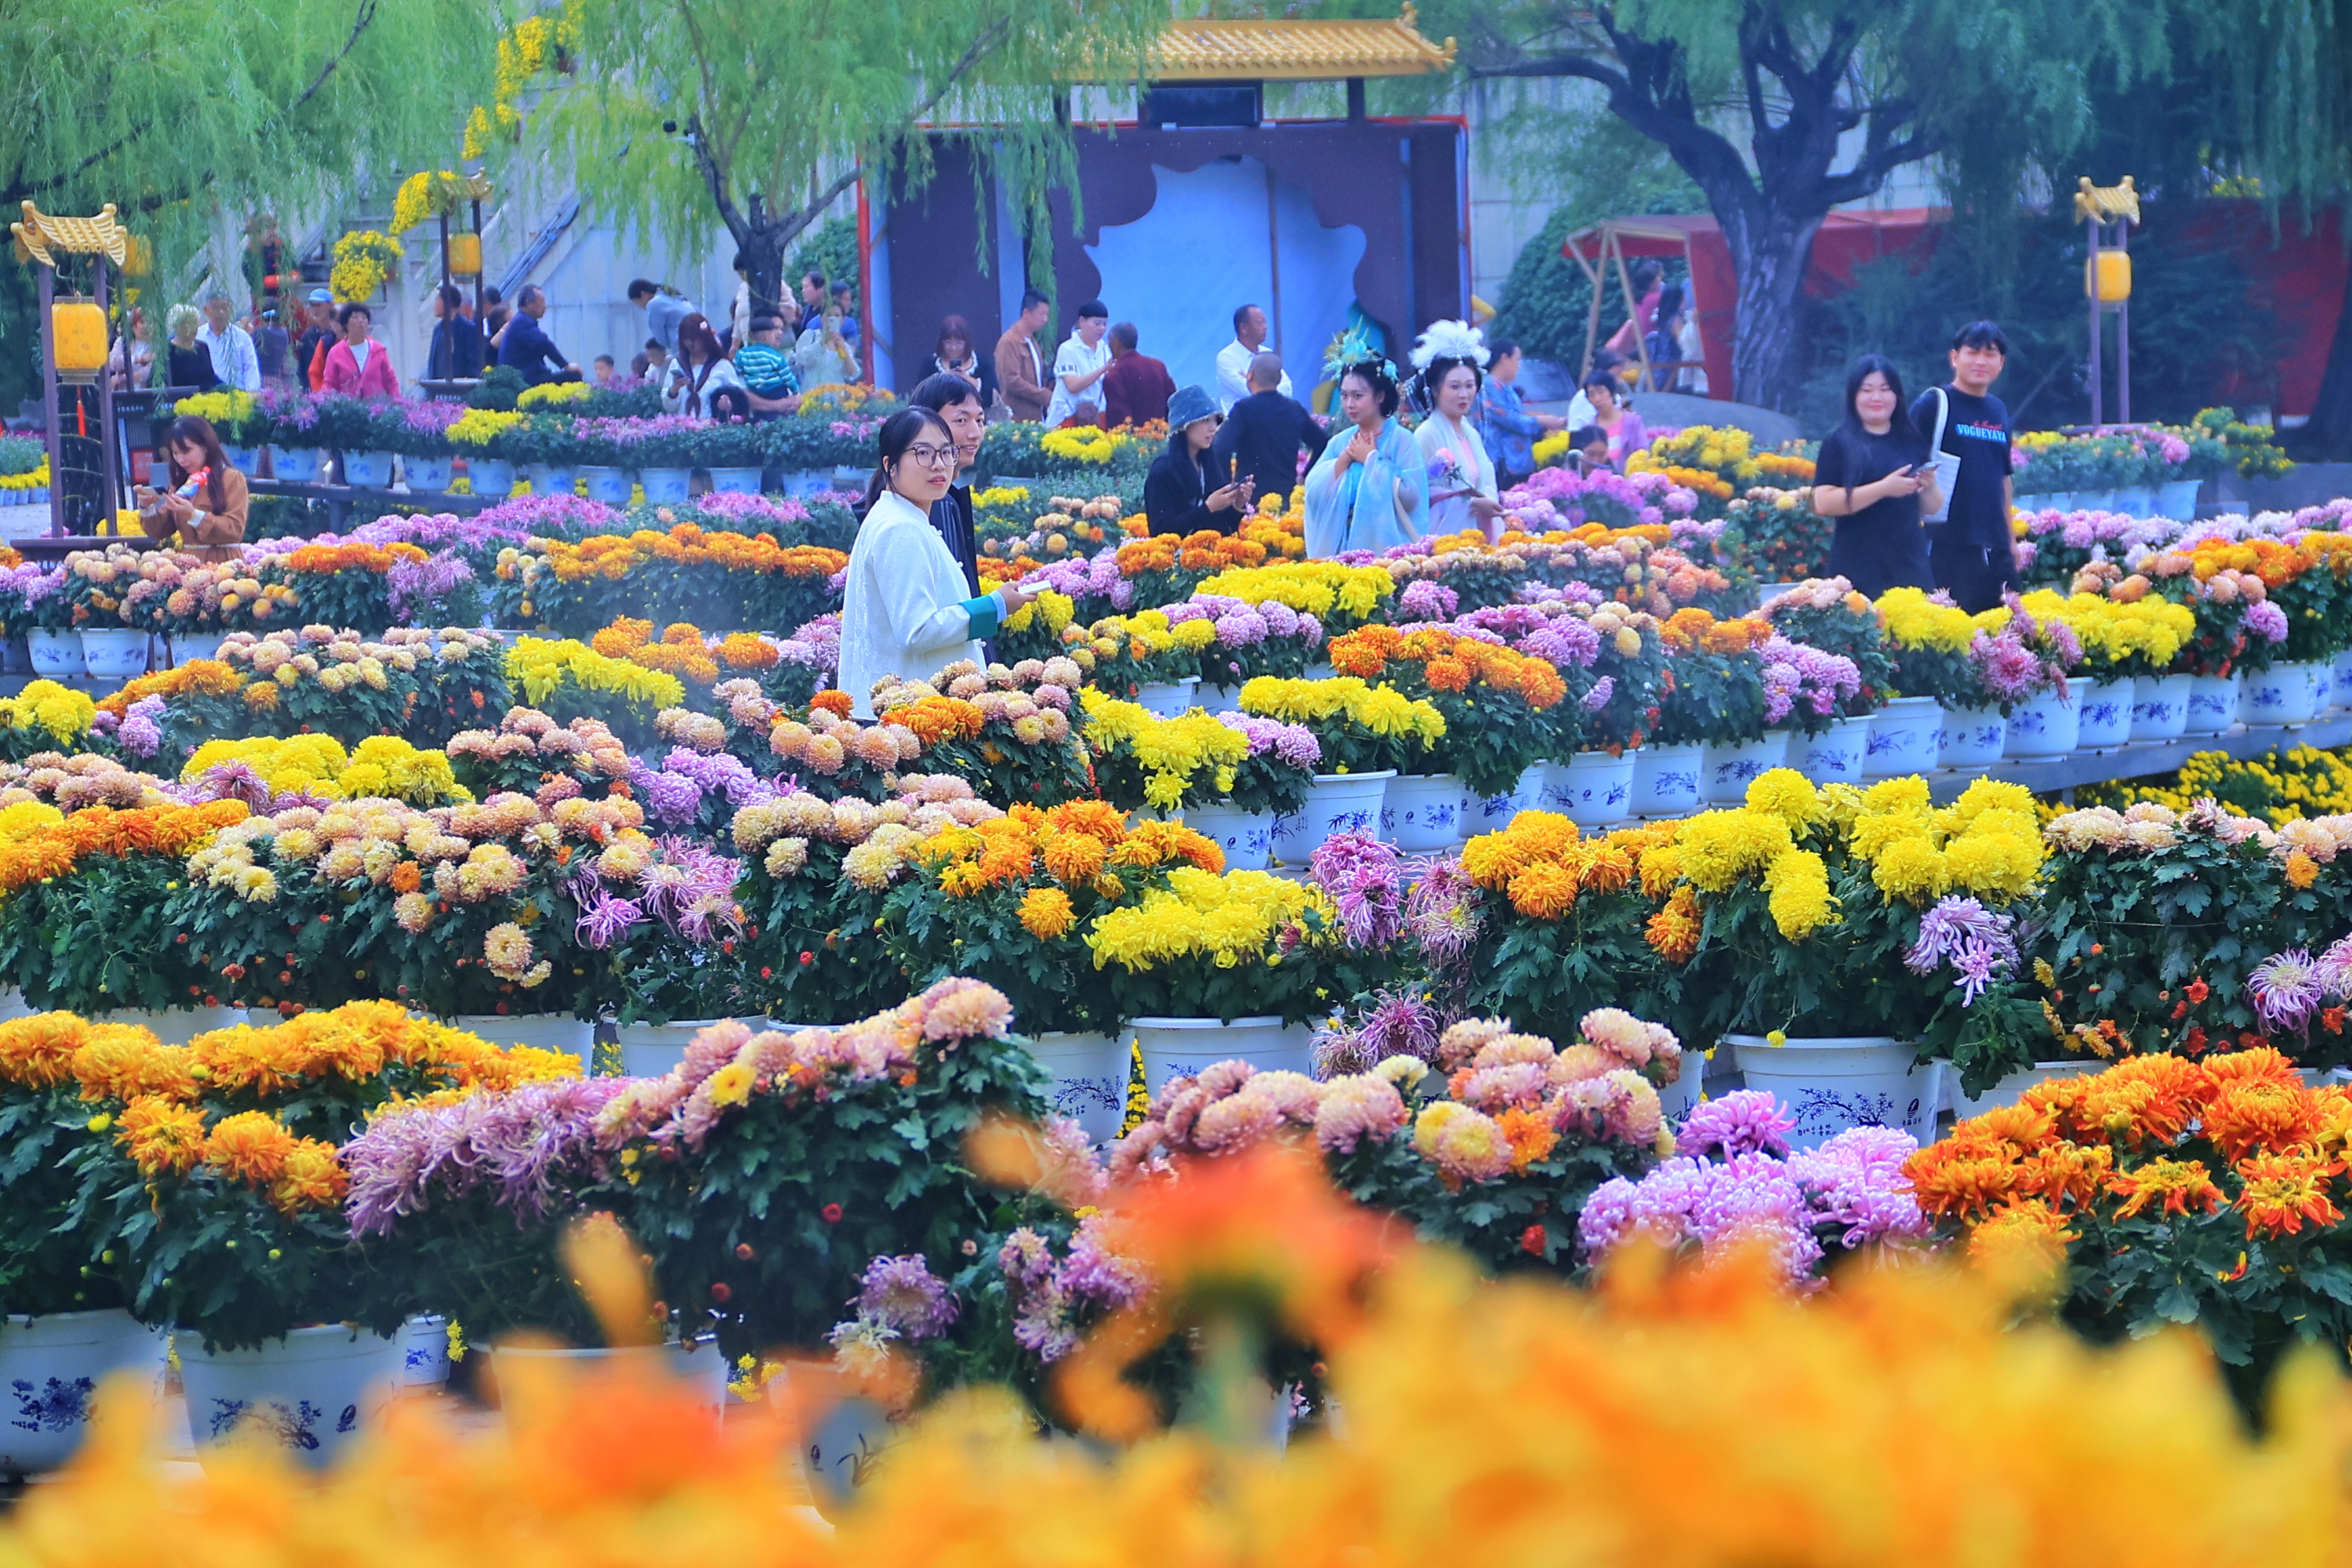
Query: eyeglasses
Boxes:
[{"xmin": 902, "ymin": 444, "xmax": 958, "ymax": 469}]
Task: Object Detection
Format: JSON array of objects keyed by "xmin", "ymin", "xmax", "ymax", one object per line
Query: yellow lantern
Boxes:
[
  {"xmin": 51, "ymin": 297, "xmax": 108, "ymax": 384},
  {"xmin": 2084, "ymin": 250, "xmax": 2132, "ymax": 303},
  {"xmin": 122, "ymin": 235, "xmax": 153, "ymax": 277},
  {"xmin": 447, "ymin": 233, "xmax": 482, "ymax": 277}
]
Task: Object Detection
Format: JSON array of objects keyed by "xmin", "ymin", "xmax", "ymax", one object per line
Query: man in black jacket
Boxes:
[
  {"xmin": 1210, "ymin": 351, "xmax": 1327, "ymax": 507},
  {"xmin": 908, "ymin": 372, "xmax": 986, "ymax": 595}
]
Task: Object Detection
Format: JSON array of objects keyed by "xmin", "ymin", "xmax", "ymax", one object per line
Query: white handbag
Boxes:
[{"xmin": 1921, "ymin": 387, "xmax": 1964, "ymax": 525}]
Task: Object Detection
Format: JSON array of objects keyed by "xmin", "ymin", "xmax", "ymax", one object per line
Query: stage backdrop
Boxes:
[{"xmin": 877, "ymin": 120, "xmax": 1466, "ymax": 403}]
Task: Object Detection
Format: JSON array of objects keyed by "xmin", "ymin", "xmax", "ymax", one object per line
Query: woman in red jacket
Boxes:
[{"xmin": 322, "ymin": 302, "xmax": 400, "ymax": 398}]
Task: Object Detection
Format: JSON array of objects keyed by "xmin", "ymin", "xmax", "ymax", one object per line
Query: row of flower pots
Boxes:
[
  {"xmin": 21, "ymin": 627, "xmax": 228, "ymax": 683},
  {"xmin": 2015, "ymin": 480, "xmax": 2203, "ymax": 520},
  {"xmin": 222, "ymin": 446, "xmax": 771, "ymax": 500},
  {"xmin": 0, "ymin": 1309, "xmax": 740, "ymax": 1478}
]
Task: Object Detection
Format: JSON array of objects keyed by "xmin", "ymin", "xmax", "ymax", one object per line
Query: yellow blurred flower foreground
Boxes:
[{"xmin": 12, "ymin": 1157, "xmax": 2352, "ymax": 1566}]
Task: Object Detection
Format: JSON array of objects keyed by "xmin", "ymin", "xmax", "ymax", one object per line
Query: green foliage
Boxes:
[
  {"xmin": 0, "ymin": 1085, "xmax": 126, "ymax": 1316},
  {"xmin": 0, "ymin": 0, "xmax": 498, "ymax": 415},
  {"xmin": 467, "ymin": 366, "xmax": 528, "ymax": 411},
  {"xmin": 787, "ymin": 217, "xmax": 863, "ymax": 306},
  {"xmin": 605, "ymin": 1028, "xmax": 1052, "ymax": 1361},
  {"xmin": 537, "ymin": 0, "xmax": 1165, "ymax": 297},
  {"xmin": 0, "ymin": 435, "xmax": 43, "ymax": 477}
]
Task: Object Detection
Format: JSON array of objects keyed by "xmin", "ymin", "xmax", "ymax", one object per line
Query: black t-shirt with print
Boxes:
[{"xmin": 1910, "ymin": 384, "xmax": 2013, "ymax": 551}]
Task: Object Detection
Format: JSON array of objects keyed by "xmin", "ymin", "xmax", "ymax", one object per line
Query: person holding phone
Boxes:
[
  {"xmin": 1145, "ymin": 385, "xmax": 1253, "ymax": 537},
  {"xmin": 135, "ymin": 415, "xmax": 248, "ymax": 560},
  {"xmin": 1812, "ymin": 354, "xmax": 1939, "ymax": 597}
]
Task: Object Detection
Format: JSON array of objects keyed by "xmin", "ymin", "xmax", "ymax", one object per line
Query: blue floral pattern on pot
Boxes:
[
  {"xmin": 11, "ymin": 1375, "xmax": 92, "ymax": 1433},
  {"xmin": 204, "ymin": 1396, "xmax": 355, "ymax": 1450}
]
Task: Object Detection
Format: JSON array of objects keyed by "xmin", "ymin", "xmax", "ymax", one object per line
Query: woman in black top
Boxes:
[
  {"xmin": 1144, "ymin": 384, "xmax": 1251, "ymax": 537},
  {"xmin": 1810, "ymin": 354, "xmax": 1940, "ymax": 596},
  {"xmin": 159, "ymin": 304, "xmax": 220, "ymax": 391}
]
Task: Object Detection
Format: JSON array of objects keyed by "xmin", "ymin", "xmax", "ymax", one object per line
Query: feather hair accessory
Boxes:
[
  {"xmin": 1409, "ymin": 318, "xmax": 1489, "ymax": 371},
  {"xmin": 1321, "ymin": 322, "xmax": 1392, "ymax": 386}
]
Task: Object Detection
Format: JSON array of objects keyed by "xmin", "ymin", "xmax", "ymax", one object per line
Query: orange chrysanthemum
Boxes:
[{"xmin": 2234, "ymin": 1150, "xmax": 2344, "ymax": 1238}]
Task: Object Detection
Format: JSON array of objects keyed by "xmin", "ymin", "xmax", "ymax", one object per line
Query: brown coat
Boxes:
[
  {"xmin": 993, "ymin": 326, "xmax": 1049, "ymax": 422},
  {"xmin": 142, "ymin": 464, "xmax": 249, "ymax": 561}
]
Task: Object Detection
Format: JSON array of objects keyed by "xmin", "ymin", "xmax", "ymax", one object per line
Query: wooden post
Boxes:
[
  {"xmin": 2117, "ymin": 220, "xmax": 2132, "ymax": 427},
  {"xmin": 1610, "ymin": 235, "xmax": 1652, "ymax": 392},
  {"xmin": 1565, "ymin": 228, "xmax": 1605, "ymax": 380},
  {"xmin": 470, "ymin": 198, "xmax": 484, "ymax": 324},
  {"xmin": 93, "ymin": 259, "xmax": 119, "ymax": 525},
  {"xmin": 37, "ymin": 264, "xmax": 61, "ymax": 536},
  {"xmin": 438, "ymin": 209, "xmax": 452, "ymax": 287},
  {"xmin": 2087, "ymin": 219, "xmax": 2104, "ymax": 433}
]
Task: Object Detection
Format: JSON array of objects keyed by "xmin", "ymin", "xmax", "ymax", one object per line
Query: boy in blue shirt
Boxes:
[{"xmin": 734, "ymin": 315, "xmax": 800, "ymax": 416}]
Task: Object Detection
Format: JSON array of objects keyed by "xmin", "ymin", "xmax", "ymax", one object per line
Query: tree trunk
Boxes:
[{"xmin": 1718, "ymin": 202, "xmax": 1821, "ymax": 412}]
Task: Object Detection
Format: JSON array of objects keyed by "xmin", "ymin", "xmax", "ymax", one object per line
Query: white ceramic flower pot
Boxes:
[
  {"xmin": 342, "ymin": 450, "xmax": 396, "ymax": 489},
  {"xmin": 1863, "ymin": 697, "xmax": 1941, "ymax": 779},
  {"xmin": 403, "ymin": 455, "xmax": 453, "ymax": 493},
  {"xmin": 489, "ymin": 1340, "xmax": 729, "ymax": 1418},
  {"xmin": 400, "ymin": 1315, "xmax": 451, "ymax": 1386},
  {"xmin": 177, "ymin": 1324, "xmax": 406, "ymax": 1469},
  {"xmin": 1381, "ymin": 772, "xmax": 1469, "ymax": 851},
  {"xmin": 267, "ymin": 447, "xmax": 326, "ymax": 483},
  {"xmin": 2074, "ymin": 489, "xmax": 2114, "ymax": 514},
  {"xmin": 0, "ymin": 1311, "xmax": 167, "ymax": 1476},
  {"xmin": 1542, "ymin": 749, "xmax": 1636, "ymax": 827},
  {"xmin": 1948, "ymin": 1059, "xmax": 2099, "ymax": 1121},
  {"xmin": 1469, "ymin": 764, "xmax": 1545, "ymax": 836},
  {"xmin": 224, "ymin": 444, "xmax": 262, "ymax": 476},
  {"xmin": 2032, "ymin": 491, "xmax": 2075, "ymax": 514},
  {"xmin": 2003, "ymin": 686, "xmax": 2079, "ymax": 758},
  {"xmin": 2184, "ymin": 671, "xmax": 2242, "ymax": 735},
  {"xmin": 579, "ymin": 465, "xmax": 633, "ymax": 505},
  {"xmin": 1725, "ymin": 1035, "xmax": 1939, "ymax": 1149},
  {"xmin": 1699, "ymin": 733, "xmax": 1790, "ymax": 803},
  {"xmin": 1131, "ymin": 676, "xmax": 1202, "ymax": 718},
  {"xmin": 526, "ymin": 463, "xmax": 577, "ymax": 496},
  {"xmin": 2242, "ymin": 659, "xmax": 2325, "ymax": 727},
  {"xmin": 25, "ymin": 629, "xmax": 81, "ymax": 678},
  {"xmin": 2156, "ymin": 479, "xmax": 2202, "ymax": 521},
  {"xmin": 1794, "ymin": 714, "xmax": 1874, "ymax": 785},
  {"xmin": 94, "ymin": 1006, "xmax": 247, "ymax": 1046},
  {"xmin": 2130, "ymin": 673, "xmax": 2193, "ymax": 740},
  {"xmin": 706, "ymin": 466, "xmax": 764, "ymax": 495},
  {"xmin": 2332, "ymin": 649, "xmax": 2352, "ymax": 713},
  {"xmin": 638, "ymin": 467, "xmax": 692, "ymax": 504},
  {"xmin": 2073, "ymin": 677, "xmax": 2133, "ymax": 749},
  {"xmin": 1132, "ymin": 1015, "xmax": 1313, "ymax": 1099},
  {"xmin": 0, "ymin": 988, "xmax": 30, "ymax": 1022},
  {"xmin": 616, "ymin": 1019, "xmax": 728, "ymax": 1079},
  {"xmin": 1938, "ymin": 705, "xmax": 2006, "ymax": 769},
  {"xmin": 1656, "ymin": 1056, "xmax": 1707, "ymax": 1122},
  {"xmin": 77, "ymin": 628, "xmax": 150, "ymax": 680},
  {"xmin": 447, "ymin": 1014, "xmax": 596, "ymax": 1057},
  {"xmin": 1628, "ymin": 742, "xmax": 1703, "ymax": 819},
  {"xmin": 1171, "ymin": 803, "xmax": 1276, "ymax": 872},
  {"xmin": 1270, "ymin": 770, "xmax": 1392, "ymax": 865},
  {"xmin": 170, "ymin": 631, "xmax": 228, "ymax": 667},
  {"xmin": 767, "ymin": 1360, "xmax": 899, "ymax": 1503},
  {"xmin": 1022, "ymin": 1031, "xmax": 1130, "ymax": 1144},
  {"xmin": 467, "ymin": 457, "xmax": 518, "ymax": 497}
]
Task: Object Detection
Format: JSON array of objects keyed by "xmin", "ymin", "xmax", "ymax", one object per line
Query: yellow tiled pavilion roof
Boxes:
[
  {"xmin": 10, "ymin": 201, "xmax": 128, "ymax": 268},
  {"xmin": 1147, "ymin": 5, "xmax": 1456, "ymax": 81}
]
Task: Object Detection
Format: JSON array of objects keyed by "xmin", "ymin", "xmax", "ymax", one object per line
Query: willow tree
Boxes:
[
  {"xmin": 1413, "ymin": 0, "xmax": 2163, "ymax": 409},
  {"xmin": 538, "ymin": 0, "xmax": 1166, "ymax": 314},
  {"xmin": 0, "ymin": 0, "xmax": 499, "ymax": 274}
]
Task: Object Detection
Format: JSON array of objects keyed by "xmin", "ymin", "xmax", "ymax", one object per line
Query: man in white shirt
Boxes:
[
  {"xmin": 197, "ymin": 292, "xmax": 262, "ymax": 393},
  {"xmin": 1043, "ymin": 300, "xmax": 1113, "ymax": 426},
  {"xmin": 1215, "ymin": 302, "xmax": 1293, "ymax": 412}
]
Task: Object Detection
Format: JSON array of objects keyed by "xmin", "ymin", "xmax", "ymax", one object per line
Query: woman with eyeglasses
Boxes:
[{"xmin": 838, "ymin": 407, "xmax": 1037, "ymax": 716}]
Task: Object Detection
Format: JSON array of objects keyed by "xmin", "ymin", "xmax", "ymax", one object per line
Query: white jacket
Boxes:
[{"xmin": 838, "ymin": 489, "xmax": 997, "ymax": 716}]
